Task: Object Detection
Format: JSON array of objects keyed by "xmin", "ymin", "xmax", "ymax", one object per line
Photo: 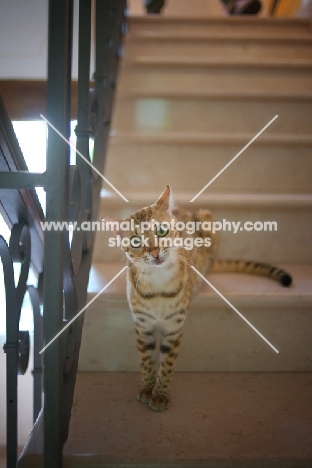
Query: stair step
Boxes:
[
  {"xmin": 18, "ymin": 372, "xmax": 312, "ymax": 467},
  {"xmin": 65, "ymin": 372, "xmax": 312, "ymax": 467},
  {"xmin": 128, "ymin": 16, "xmax": 312, "ymax": 37},
  {"xmin": 117, "ymin": 90, "xmax": 312, "ymax": 99},
  {"xmin": 108, "ymin": 131, "xmax": 312, "ymax": 144},
  {"xmin": 99, "ymin": 191, "xmax": 312, "ymax": 208},
  {"xmin": 130, "ymin": 56, "xmax": 312, "ymax": 67},
  {"xmin": 111, "ymin": 96, "xmax": 312, "ymax": 134},
  {"xmin": 75, "ymin": 263, "xmax": 312, "ymax": 372},
  {"xmin": 94, "ymin": 193, "xmax": 312, "ymax": 264},
  {"xmin": 129, "ymin": 31, "xmax": 312, "ymax": 42},
  {"xmin": 105, "ymin": 132, "xmax": 312, "ymax": 193},
  {"xmin": 118, "ymin": 60, "xmax": 312, "ymax": 94},
  {"xmin": 124, "ymin": 35, "xmax": 312, "ymax": 61}
]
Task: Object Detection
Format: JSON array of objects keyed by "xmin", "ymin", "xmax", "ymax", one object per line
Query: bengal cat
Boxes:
[{"xmin": 106, "ymin": 185, "xmax": 292, "ymax": 411}]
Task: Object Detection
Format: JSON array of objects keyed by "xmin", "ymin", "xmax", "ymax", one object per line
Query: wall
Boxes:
[
  {"xmin": 0, "ymin": 0, "xmax": 283, "ymax": 81},
  {"xmin": 0, "ymin": 0, "xmax": 80, "ymax": 80}
]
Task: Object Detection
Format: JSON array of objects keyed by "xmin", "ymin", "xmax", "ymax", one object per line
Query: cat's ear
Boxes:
[
  {"xmin": 101, "ymin": 216, "xmax": 123, "ymax": 237},
  {"xmin": 155, "ymin": 185, "xmax": 174, "ymax": 214}
]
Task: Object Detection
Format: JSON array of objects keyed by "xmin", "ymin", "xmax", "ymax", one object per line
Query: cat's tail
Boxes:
[{"xmin": 210, "ymin": 259, "xmax": 292, "ymax": 287}]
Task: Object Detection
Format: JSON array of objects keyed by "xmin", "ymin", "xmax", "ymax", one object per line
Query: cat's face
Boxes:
[
  {"xmin": 118, "ymin": 186, "xmax": 178, "ymax": 268},
  {"xmin": 122, "ymin": 208, "xmax": 177, "ymax": 267}
]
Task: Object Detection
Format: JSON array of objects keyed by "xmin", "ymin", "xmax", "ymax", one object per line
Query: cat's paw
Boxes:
[
  {"xmin": 149, "ymin": 394, "xmax": 170, "ymax": 411},
  {"xmin": 137, "ymin": 389, "xmax": 152, "ymax": 404}
]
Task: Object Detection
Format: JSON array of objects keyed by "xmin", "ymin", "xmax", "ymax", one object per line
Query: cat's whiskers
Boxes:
[
  {"xmin": 176, "ymin": 251, "xmax": 197, "ymax": 271},
  {"xmin": 172, "ymin": 251, "xmax": 191, "ymax": 279}
]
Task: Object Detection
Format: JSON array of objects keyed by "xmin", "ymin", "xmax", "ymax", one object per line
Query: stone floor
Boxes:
[{"xmin": 63, "ymin": 371, "xmax": 312, "ymax": 467}]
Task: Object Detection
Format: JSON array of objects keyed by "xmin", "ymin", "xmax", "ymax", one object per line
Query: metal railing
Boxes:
[
  {"xmin": 0, "ymin": 1, "xmax": 127, "ymax": 466},
  {"xmin": 0, "ymin": 93, "xmax": 45, "ymax": 468}
]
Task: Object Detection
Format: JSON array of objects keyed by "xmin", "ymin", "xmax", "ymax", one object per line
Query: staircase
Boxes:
[
  {"xmin": 88, "ymin": 15, "xmax": 312, "ymax": 368},
  {"xmin": 19, "ymin": 13, "xmax": 312, "ymax": 468}
]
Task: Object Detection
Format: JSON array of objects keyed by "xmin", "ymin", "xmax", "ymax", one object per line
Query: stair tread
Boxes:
[
  {"xmin": 116, "ymin": 90, "xmax": 312, "ymax": 100},
  {"xmin": 127, "ymin": 31, "xmax": 312, "ymax": 42},
  {"xmin": 129, "ymin": 15, "xmax": 311, "ymax": 27},
  {"xmin": 128, "ymin": 56, "xmax": 312, "ymax": 67},
  {"xmin": 99, "ymin": 191, "xmax": 312, "ymax": 208},
  {"xmin": 109, "ymin": 131, "xmax": 312, "ymax": 145},
  {"xmin": 61, "ymin": 371, "xmax": 312, "ymax": 466},
  {"xmin": 88, "ymin": 263, "xmax": 312, "ymax": 307},
  {"xmin": 18, "ymin": 372, "xmax": 312, "ymax": 466}
]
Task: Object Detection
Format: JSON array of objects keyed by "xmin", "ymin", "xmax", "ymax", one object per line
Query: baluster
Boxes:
[
  {"xmin": 1, "ymin": 236, "xmax": 18, "ymax": 468},
  {"xmin": 44, "ymin": 0, "xmax": 73, "ymax": 466}
]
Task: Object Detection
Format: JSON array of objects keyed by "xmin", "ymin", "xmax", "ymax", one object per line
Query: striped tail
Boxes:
[{"xmin": 210, "ymin": 259, "xmax": 292, "ymax": 287}]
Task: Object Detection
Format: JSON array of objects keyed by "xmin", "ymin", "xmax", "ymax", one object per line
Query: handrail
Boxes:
[{"xmin": 0, "ymin": 0, "xmax": 127, "ymax": 466}]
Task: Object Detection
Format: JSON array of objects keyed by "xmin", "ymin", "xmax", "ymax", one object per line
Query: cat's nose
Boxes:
[{"xmin": 150, "ymin": 249, "xmax": 159, "ymax": 259}]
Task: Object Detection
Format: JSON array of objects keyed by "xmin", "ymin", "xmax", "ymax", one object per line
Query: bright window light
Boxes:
[{"xmin": 0, "ymin": 119, "xmax": 91, "ymax": 334}]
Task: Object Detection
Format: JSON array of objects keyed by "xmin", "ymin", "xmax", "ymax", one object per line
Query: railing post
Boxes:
[
  {"xmin": 0, "ymin": 93, "xmax": 45, "ymax": 467},
  {"xmin": 93, "ymin": 0, "xmax": 127, "ymax": 214},
  {"xmin": 44, "ymin": 0, "xmax": 73, "ymax": 466},
  {"xmin": 1, "ymin": 239, "xmax": 18, "ymax": 468},
  {"xmin": 75, "ymin": 0, "xmax": 92, "ymax": 213}
]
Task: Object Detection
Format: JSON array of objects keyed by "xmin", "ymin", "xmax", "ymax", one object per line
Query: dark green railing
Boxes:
[
  {"xmin": 0, "ymin": 91, "xmax": 45, "ymax": 468},
  {"xmin": 0, "ymin": 1, "xmax": 127, "ymax": 466}
]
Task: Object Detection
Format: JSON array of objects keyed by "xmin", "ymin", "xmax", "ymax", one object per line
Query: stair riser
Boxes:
[
  {"xmin": 105, "ymin": 143, "xmax": 312, "ymax": 193},
  {"xmin": 93, "ymin": 205, "xmax": 312, "ymax": 264},
  {"xmin": 129, "ymin": 20, "xmax": 312, "ymax": 37},
  {"xmin": 112, "ymin": 99, "xmax": 312, "ymax": 134},
  {"xmin": 125, "ymin": 40, "xmax": 312, "ymax": 61},
  {"xmin": 78, "ymin": 302, "xmax": 312, "ymax": 372},
  {"xmin": 118, "ymin": 64, "xmax": 312, "ymax": 94}
]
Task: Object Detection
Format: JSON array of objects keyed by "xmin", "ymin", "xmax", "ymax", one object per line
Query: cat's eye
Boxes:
[
  {"xmin": 156, "ymin": 225, "xmax": 169, "ymax": 237},
  {"xmin": 130, "ymin": 236, "xmax": 141, "ymax": 248}
]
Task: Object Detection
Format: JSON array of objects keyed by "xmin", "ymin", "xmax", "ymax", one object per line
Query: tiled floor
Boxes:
[{"xmin": 63, "ymin": 372, "xmax": 312, "ymax": 467}]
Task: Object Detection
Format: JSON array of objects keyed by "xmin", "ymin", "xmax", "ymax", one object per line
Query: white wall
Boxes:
[
  {"xmin": 0, "ymin": 0, "xmax": 79, "ymax": 79},
  {"xmin": 0, "ymin": 0, "xmax": 48, "ymax": 79},
  {"xmin": 0, "ymin": 0, "xmax": 279, "ymax": 80}
]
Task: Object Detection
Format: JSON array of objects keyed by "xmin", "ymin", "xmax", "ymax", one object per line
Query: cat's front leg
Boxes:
[
  {"xmin": 134, "ymin": 320, "xmax": 157, "ymax": 405},
  {"xmin": 150, "ymin": 320, "xmax": 184, "ymax": 411}
]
